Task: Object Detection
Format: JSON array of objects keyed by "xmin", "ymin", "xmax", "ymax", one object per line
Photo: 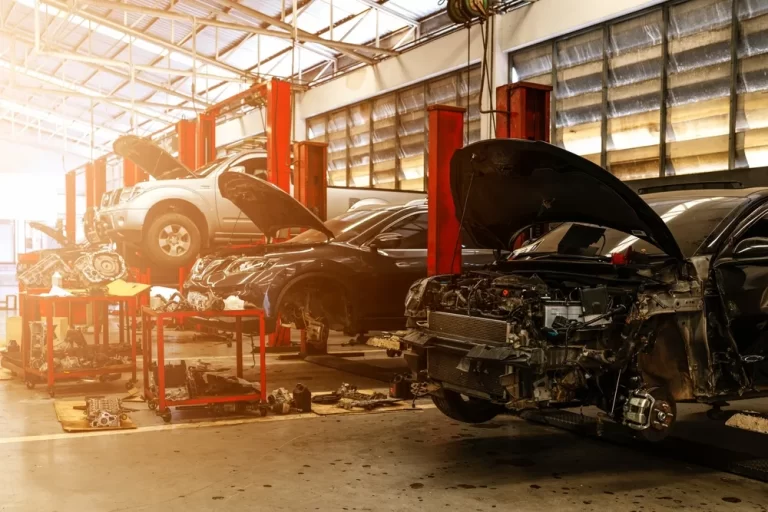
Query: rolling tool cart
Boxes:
[
  {"xmin": 18, "ymin": 292, "xmax": 143, "ymax": 397},
  {"xmin": 141, "ymin": 307, "xmax": 268, "ymax": 423}
]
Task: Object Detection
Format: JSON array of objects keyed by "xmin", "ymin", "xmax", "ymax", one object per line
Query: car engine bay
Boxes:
[{"xmin": 402, "ymin": 267, "xmax": 706, "ymax": 439}]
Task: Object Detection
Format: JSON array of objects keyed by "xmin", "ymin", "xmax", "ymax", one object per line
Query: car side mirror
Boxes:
[
  {"xmin": 229, "ymin": 165, "xmax": 247, "ymax": 174},
  {"xmin": 733, "ymin": 237, "xmax": 768, "ymax": 258},
  {"xmin": 369, "ymin": 232, "xmax": 403, "ymax": 252}
]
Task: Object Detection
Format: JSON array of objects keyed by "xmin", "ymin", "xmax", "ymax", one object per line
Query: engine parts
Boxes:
[
  {"xmin": 74, "ymin": 250, "xmax": 127, "ymax": 284},
  {"xmin": 85, "ymin": 396, "xmax": 127, "ymax": 428}
]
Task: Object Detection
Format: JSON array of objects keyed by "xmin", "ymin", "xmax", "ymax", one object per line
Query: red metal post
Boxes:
[
  {"xmin": 122, "ymin": 158, "xmax": 148, "ymax": 187},
  {"xmin": 84, "ymin": 162, "xmax": 95, "ymax": 209},
  {"xmin": 265, "ymin": 78, "xmax": 292, "ymax": 193},
  {"xmin": 94, "ymin": 157, "xmax": 107, "ymax": 206},
  {"xmin": 176, "ymin": 119, "xmax": 197, "ymax": 170},
  {"xmin": 197, "ymin": 113, "xmax": 217, "ymax": 168},
  {"xmin": 293, "ymin": 141, "xmax": 328, "ymax": 221},
  {"xmin": 65, "ymin": 171, "xmax": 76, "ymax": 243},
  {"xmin": 427, "ymin": 105, "xmax": 466, "ymax": 276},
  {"xmin": 236, "ymin": 317, "xmax": 243, "ymax": 378},
  {"xmin": 495, "ymin": 82, "xmax": 552, "ymax": 141}
]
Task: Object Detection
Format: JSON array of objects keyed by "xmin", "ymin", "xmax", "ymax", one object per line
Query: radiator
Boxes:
[{"xmin": 427, "ymin": 311, "xmax": 508, "ymax": 343}]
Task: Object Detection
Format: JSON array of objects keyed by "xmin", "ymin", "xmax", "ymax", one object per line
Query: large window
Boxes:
[
  {"xmin": 510, "ymin": 0, "xmax": 768, "ymax": 180},
  {"xmin": 307, "ymin": 67, "xmax": 481, "ymax": 192}
]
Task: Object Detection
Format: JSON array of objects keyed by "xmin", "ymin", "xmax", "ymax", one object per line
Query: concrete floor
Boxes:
[{"xmin": 0, "ymin": 302, "xmax": 767, "ymax": 510}]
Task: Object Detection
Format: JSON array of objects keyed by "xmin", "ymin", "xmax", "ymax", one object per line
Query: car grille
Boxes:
[
  {"xmin": 427, "ymin": 349, "xmax": 506, "ymax": 398},
  {"xmin": 428, "ymin": 311, "xmax": 508, "ymax": 343}
]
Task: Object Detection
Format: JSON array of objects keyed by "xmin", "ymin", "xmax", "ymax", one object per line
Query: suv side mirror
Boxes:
[
  {"xmin": 734, "ymin": 237, "xmax": 768, "ymax": 258},
  {"xmin": 369, "ymin": 232, "xmax": 403, "ymax": 252},
  {"xmin": 229, "ymin": 165, "xmax": 247, "ymax": 174}
]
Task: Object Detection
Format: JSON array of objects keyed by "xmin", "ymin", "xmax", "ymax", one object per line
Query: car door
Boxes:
[
  {"xmin": 362, "ymin": 211, "xmax": 430, "ymax": 327},
  {"xmin": 712, "ymin": 204, "xmax": 768, "ymax": 350},
  {"xmin": 214, "ymin": 154, "xmax": 268, "ymax": 242}
]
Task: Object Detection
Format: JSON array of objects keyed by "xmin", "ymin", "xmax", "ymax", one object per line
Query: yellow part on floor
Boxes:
[
  {"xmin": 0, "ymin": 369, "xmax": 14, "ymax": 381},
  {"xmin": 53, "ymin": 400, "xmax": 137, "ymax": 433}
]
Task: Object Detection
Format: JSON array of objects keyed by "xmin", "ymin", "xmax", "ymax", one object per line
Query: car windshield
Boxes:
[
  {"xmin": 191, "ymin": 157, "xmax": 228, "ymax": 178},
  {"xmin": 282, "ymin": 208, "xmax": 397, "ymax": 244},
  {"xmin": 512, "ymin": 195, "xmax": 748, "ymax": 259}
]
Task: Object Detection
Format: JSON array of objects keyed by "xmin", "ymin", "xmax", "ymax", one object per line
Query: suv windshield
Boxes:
[
  {"xmin": 192, "ymin": 157, "xmax": 228, "ymax": 178},
  {"xmin": 513, "ymin": 195, "xmax": 748, "ymax": 259},
  {"xmin": 283, "ymin": 208, "xmax": 397, "ymax": 244}
]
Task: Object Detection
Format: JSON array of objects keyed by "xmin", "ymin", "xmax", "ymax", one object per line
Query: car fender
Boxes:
[{"xmin": 132, "ymin": 186, "xmax": 217, "ymax": 236}]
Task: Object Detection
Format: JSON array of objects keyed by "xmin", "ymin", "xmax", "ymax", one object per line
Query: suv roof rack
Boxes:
[{"xmin": 637, "ymin": 181, "xmax": 744, "ymax": 195}]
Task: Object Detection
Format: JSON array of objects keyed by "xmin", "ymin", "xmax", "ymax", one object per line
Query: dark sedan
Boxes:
[{"xmin": 183, "ymin": 173, "xmax": 495, "ymax": 351}]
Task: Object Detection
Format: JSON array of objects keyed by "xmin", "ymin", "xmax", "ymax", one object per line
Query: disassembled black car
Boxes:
[
  {"xmin": 400, "ymin": 138, "xmax": 768, "ymax": 441},
  {"xmin": 183, "ymin": 172, "xmax": 495, "ymax": 351}
]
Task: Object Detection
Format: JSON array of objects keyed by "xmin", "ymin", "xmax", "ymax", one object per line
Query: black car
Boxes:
[
  {"xmin": 400, "ymin": 138, "xmax": 768, "ymax": 441},
  {"xmin": 183, "ymin": 172, "xmax": 496, "ymax": 351}
]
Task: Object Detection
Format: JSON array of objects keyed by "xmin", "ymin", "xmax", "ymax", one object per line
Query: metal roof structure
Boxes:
[{"xmin": 0, "ymin": 0, "xmax": 463, "ymax": 161}]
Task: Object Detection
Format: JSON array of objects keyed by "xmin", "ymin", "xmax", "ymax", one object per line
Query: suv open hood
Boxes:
[
  {"xmin": 451, "ymin": 139, "xmax": 684, "ymax": 260},
  {"xmin": 218, "ymin": 173, "xmax": 334, "ymax": 240},
  {"xmin": 113, "ymin": 135, "xmax": 195, "ymax": 180},
  {"xmin": 29, "ymin": 221, "xmax": 69, "ymax": 246}
]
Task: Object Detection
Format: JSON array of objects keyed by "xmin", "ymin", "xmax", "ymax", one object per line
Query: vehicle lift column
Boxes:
[
  {"xmin": 293, "ymin": 141, "xmax": 328, "ymax": 355},
  {"xmin": 495, "ymin": 82, "xmax": 552, "ymax": 246},
  {"xmin": 427, "ymin": 105, "xmax": 466, "ymax": 276}
]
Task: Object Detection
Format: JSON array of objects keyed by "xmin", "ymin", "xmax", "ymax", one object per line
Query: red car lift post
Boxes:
[
  {"xmin": 427, "ymin": 105, "xmax": 466, "ymax": 276},
  {"xmin": 496, "ymin": 82, "xmax": 552, "ymax": 247},
  {"xmin": 495, "ymin": 82, "xmax": 551, "ymax": 141},
  {"xmin": 293, "ymin": 141, "xmax": 328, "ymax": 354}
]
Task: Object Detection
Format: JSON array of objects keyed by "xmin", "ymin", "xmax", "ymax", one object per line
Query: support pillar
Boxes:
[
  {"xmin": 266, "ymin": 78, "xmax": 292, "ymax": 193},
  {"xmin": 427, "ymin": 105, "xmax": 466, "ymax": 276},
  {"xmin": 65, "ymin": 171, "xmax": 76, "ymax": 243},
  {"xmin": 495, "ymin": 82, "xmax": 552, "ymax": 140},
  {"xmin": 94, "ymin": 157, "xmax": 107, "ymax": 207},
  {"xmin": 293, "ymin": 141, "xmax": 328, "ymax": 220},
  {"xmin": 84, "ymin": 162, "xmax": 95, "ymax": 209},
  {"xmin": 197, "ymin": 113, "xmax": 216, "ymax": 168},
  {"xmin": 176, "ymin": 119, "xmax": 197, "ymax": 170}
]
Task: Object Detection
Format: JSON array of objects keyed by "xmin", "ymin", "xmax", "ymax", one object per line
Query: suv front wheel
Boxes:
[{"xmin": 145, "ymin": 212, "xmax": 201, "ymax": 268}]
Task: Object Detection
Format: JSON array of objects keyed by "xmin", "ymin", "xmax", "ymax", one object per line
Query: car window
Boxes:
[
  {"xmin": 384, "ymin": 213, "xmax": 428, "ymax": 249},
  {"xmin": 513, "ymin": 195, "xmax": 747, "ymax": 259},
  {"xmin": 737, "ymin": 209, "xmax": 768, "ymax": 240}
]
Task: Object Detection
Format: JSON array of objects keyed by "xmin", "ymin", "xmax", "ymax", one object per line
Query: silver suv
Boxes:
[{"xmin": 98, "ymin": 135, "xmax": 268, "ymax": 268}]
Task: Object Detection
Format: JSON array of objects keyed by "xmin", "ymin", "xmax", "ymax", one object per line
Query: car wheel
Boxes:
[
  {"xmin": 431, "ymin": 389, "xmax": 502, "ymax": 424},
  {"xmin": 145, "ymin": 212, "xmax": 201, "ymax": 268}
]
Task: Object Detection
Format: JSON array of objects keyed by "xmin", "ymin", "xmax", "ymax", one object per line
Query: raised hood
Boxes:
[
  {"xmin": 218, "ymin": 172, "xmax": 334, "ymax": 240},
  {"xmin": 29, "ymin": 222, "xmax": 69, "ymax": 246},
  {"xmin": 113, "ymin": 135, "xmax": 195, "ymax": 180},
  {"xmin": 451, "ymin": 139, "xmax": 684, "ymax": 260}
]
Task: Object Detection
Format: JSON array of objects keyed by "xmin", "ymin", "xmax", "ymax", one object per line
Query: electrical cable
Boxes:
[{"xmin": 450, "ymin": 169, "xmax": 476, "ymax": 272}]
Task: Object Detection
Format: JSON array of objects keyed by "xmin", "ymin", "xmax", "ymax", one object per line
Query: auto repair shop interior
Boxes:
[{"xmin": 2, "ymin": 0, "xmax": 768, "ymax": 510}]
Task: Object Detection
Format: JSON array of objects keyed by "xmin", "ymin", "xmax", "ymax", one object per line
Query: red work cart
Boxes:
[
  {"xmin": 141, "ymin": 307, "xmax": 267, "ymax": 423},
  {"xmin": 18, "ymin": 292, "xmax": 142, "ymax": 397}
]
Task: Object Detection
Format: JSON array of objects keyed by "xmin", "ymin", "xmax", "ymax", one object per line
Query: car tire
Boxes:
[
  {"xmin": 145, "ymin": 212, "xmax": 201, "ymax": 268},
  {"xmin": 431, "ymin": 389, "xmax": 502, "ymax": 424}
]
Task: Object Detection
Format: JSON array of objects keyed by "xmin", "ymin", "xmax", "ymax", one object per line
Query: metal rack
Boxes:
[
  {"xmin": 18, "ymin": 293, "xmax": 142, "ymax": 397},
  {"xmin": 140, "ymin": 307, "xmax": 267, "ymax": 423}
]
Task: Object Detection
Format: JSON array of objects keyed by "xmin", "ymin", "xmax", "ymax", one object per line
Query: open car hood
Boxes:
[
  {"xmin": 113, "ymin": 135, "xmax": 195, "ymax": 180},
  {"xmin": 29, "ymin": 221, "xmax": 69, "ymax": 246},
  {"xmin": 218, "ymin": 172, "xmax": 334, "ymax": 240},
  {"xmin": 451, "ymin": 139, "xmax": 684, "ymax": 261}
]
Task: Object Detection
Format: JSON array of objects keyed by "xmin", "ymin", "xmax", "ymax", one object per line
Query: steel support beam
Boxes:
[
  {"xmin": 0, "ymin": 95, "xmax": 125, "ymax": 137},
  {"xmin": 215, "ymin": 0, "xmax": 394, "ymax": 62},
  {"xmin": 65, "ymin": 171, "xmax": 76, "ymax": 243},
  {"xmin": 355, "ymin": 0, "xmax": 419, "ymax": 27},
  {"xmin": 427, "ymin": 105, "xmax": 465, "ymax": 276},
  {"xmin": 0, "ymin": 85, "xmax": 201, "ymax": 112},
  {"xmin": 93, "ymin": 156, "xmax": 107, "ymax": 207},
  {"xmin": 265, "ymin": 78, "xmax": 292, "ymax": 193}
]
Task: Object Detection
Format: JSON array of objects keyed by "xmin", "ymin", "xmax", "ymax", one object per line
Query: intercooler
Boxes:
[{"xmin": 427, "ymin": 311, "xmax": 508, "ymax": 343}]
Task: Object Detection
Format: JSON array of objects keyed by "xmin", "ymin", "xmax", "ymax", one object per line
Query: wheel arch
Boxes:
[
  {"xmin": 143, "ymin": 199, "xmax": 209, "ymax": 247},
  {"xmin": 274, "ymin": 269, "xmax": 358, "ymax": 333}
]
